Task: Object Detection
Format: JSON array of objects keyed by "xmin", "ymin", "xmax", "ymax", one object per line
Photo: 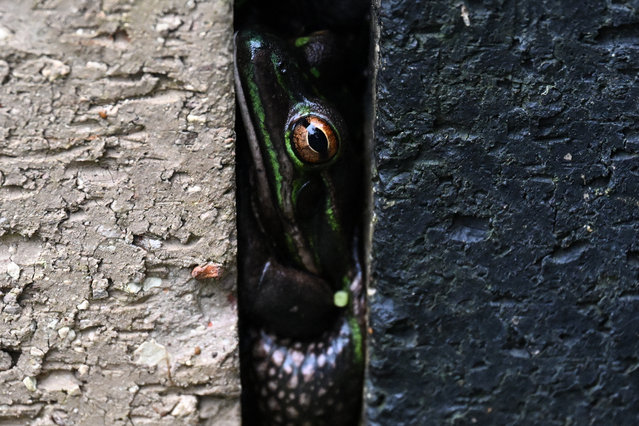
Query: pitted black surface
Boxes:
[{"xmin": 368, "ymin": 0, "xmax": 639, "ymax": 424}]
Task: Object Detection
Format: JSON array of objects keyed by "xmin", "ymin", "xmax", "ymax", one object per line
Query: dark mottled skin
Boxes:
[{"xmin": 250, "ymin": 316, "xmax": 363, "ymax": 426}]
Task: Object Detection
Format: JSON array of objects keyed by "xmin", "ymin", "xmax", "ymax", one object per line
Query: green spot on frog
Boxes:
[
  {"xmin": 334, "ymin": 290, "xmax": 349, "ymax": 307},
  {"xmin": 295, "ymin": 36, "xmax": 310, "ymax": 47}
]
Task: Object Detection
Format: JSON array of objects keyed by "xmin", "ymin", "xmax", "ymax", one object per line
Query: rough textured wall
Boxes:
[
  {"xmin": 0, "ymin": 0, "xmax": 239, "ymax": 424},
  {"xmin": 368, "ymin": 0, "xmax": 639, "ymax": 424}
]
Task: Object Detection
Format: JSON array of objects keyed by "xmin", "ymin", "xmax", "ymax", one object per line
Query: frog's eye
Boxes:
[{"xmin": 291, "ymin": 116, "xmax": 339, "ymax": 164}]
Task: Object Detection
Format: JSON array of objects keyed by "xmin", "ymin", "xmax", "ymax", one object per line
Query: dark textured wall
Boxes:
[{"xmin": 367, "ymin": 0, "xmax": 639, "ymax": 424}]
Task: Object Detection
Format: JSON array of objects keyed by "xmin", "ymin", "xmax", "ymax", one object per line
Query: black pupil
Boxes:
[{"xmin": 306, "ymin": 123, "xmax": 329, "ymax": 157}]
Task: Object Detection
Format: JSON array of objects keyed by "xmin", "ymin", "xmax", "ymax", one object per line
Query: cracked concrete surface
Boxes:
[{"xmin": 0, "ymin": 0, "xmax": 239, "ymax": 424}]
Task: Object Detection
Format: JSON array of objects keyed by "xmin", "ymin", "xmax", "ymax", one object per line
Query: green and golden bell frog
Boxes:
[{"xmin": 234, "ymin": 29, "xmax": 365, "ymax": 425}]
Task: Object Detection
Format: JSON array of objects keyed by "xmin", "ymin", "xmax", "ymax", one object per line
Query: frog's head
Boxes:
[{"xmin": 234, "ymin": 30, "xmax": 354, "ymax": 286}]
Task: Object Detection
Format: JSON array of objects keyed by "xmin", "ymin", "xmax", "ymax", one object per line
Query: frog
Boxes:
[{"xmin": 234, "ymin": 28, "xmax": 366, "ymax": 426}]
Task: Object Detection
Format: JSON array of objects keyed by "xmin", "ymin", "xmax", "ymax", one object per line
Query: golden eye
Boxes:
[{"xmin": 291, "ymin": 116, "xmax": 339, "ymax": 164}]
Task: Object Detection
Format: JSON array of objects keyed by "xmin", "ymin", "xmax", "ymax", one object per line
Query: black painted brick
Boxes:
[{"xmin": 367, "ymin": 0, "xmax": 639, "ymax": 424}]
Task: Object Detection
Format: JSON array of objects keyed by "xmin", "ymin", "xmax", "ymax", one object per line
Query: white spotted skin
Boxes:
[{"xmin": 249, "ymin": 317, "xmax": 363, "ymax": 426}]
